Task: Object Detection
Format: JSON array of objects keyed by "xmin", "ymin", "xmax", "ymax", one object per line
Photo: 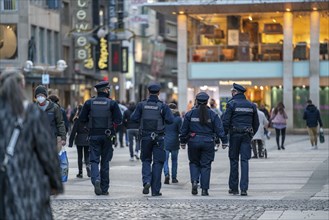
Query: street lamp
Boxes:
[{"xmin": 23, "ymin": 60, "xmax": 67, "ymax": 73}]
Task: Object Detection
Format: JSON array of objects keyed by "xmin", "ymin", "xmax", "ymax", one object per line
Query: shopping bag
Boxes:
[
  {"xmin": 58, "ymin": 149, "xmax": 69, "ymax": 182},
  {"xmin": 319, "ymin": 131, "xmax": 325, "ymax": 144}
]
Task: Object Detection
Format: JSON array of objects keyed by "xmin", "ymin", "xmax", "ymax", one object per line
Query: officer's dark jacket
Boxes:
[
  {"xmin": 79, "ymin": 92, "xmax": 122, "ymax": 135},
  {"xmin": 164, "ymin": 110, "xmax": 182, "ymax": 151},
  {"xmin": 180, "ymin": 106, "xmax": 228, "ymax": 144},
  {"xmin": 303, "ymin": 104, "xmax": 323, "ymax": 128},
  {"xmin": 37, "ymin": 100, "xmax": 66, "ymax": 140},
  {"xmin": 123, "ymin": 106, "xmax": 139, "ymax": 129},
  {"xmin": 221, "ymin": 93, "xmax": 259, "ymax": 135},
  {"xmin": 69, "ymin": 117, "xmax": 89, "ymax": 147},
  {"xmin": 130, "ymin": 95, "xmax": 174, "ymax": 133}
]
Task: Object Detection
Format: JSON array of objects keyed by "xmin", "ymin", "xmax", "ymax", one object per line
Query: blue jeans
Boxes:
[
  {"xmin": 127, "ymin": 129, "xmax": 140, "ymax": 158},
  {"xmin": 163, "ymin": 150, "xmax": 179, "ymax": 179}
]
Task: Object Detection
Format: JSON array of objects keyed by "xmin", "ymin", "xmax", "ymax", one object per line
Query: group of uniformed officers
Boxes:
[{"xmin": 79, "ymin": 80, "xmax": 259, "ymax": 197}]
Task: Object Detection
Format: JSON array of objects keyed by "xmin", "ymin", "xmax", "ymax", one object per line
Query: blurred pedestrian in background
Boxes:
[
  {"xmin": 48, "ymin": 94, "xmax": 69, "ymax": 134},
  {"xmin": 270, "ymin": 102, "xmax": 288, "ymax": 150},
  {"xmin": 0, "ymin": 69, "xmax": 63, "ymax": 220},
  {"xmin": 163, "ymin": 103, "xmax": 182, "ymax": 184},
  {"xmin": 210, "ymin": 98, "xmax": 222, "ymax": 117},
  {"xmin": 34, "ymin": 85, "xmax": 66, "ymax": 152},
  {"xmin": 68, "ymin": 104, "xmax": 90, "ymax": 178},
  {"xmin": 251, "ymin": 103, "xmax": 269, "ymax": 158},
  {"xmin": 303, "ymin": 99, "xmax": 323, "ymax": 149},
  {"xmin": 180, "ymin": 92, "xmax": 228, "ymax": 196},
  {"xmin": 259, "ymin": 103, "xmax": 271, "ymax": 139},
  {"xmin": 79, "ymin": 81, "xmax": 122, "ymax": 195},
  {"xmin": 123, "ymin": 102, "xmax": 140, "ymax": 161},
  {"xmin": 131, "ymin": 82, "xmax": 174, "ymax": 196},
  {"xmin": 222, "ymin": 83, "xmax": 259, "ymax": 196}
]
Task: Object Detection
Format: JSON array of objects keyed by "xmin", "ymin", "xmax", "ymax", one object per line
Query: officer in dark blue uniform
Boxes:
[
  {"xmin": 222, "ymin": 83, "xmax": 259, "ymax": 196},
  {"xmin": 79, "ymin": 81, "xmax": 122, "ymax": 195},
  {"xmin": 130, "ymin": 82, "xmax": 174, "ymax": 196},
  {"xmin": 180, "ymin": 92, "xmax": 228, "ymax": 196}
]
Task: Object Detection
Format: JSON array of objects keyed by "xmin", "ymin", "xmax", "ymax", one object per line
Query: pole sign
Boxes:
[{"xmin": 42, "ymin": 73, "xmax": 50, "ymax": 85}]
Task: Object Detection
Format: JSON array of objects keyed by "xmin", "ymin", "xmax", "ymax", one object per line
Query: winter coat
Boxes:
[
  {"xmin": 0, "ymin": 101, "xmax": 63, "ymax": 220},
  {"xmin": 252, "ymin": 110, "xmax": 269, "ymax": 141},
  {"xmin": 303, "ymin": 104, "xmax": 323, "ymax": 128},
  {"xmin": 271, "ymin": 109, "xmax": 288, "ymax": 129},
  {"xmin": 69, "ymin": 118, "xmax": 89, "ymax": 147},
  {"xmin": 164, "ymin": 110, "xmax": 182, "ymax": 151},
  {"xmin": 123, "ymin": 107, "xmax": 139, "ymax": 129}
]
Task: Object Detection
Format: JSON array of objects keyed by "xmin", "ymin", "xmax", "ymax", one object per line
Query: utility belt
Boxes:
[
  {"xmin": 189, "ymin": 132, "xmax": 214, "ymax": 138},
  {"xmin": 140, "ymin": 130, "xmax": 165, "ymax": 140},
  {"xmin": 231, "ymin": 127, "xmax": 253, "ymax": 134}
]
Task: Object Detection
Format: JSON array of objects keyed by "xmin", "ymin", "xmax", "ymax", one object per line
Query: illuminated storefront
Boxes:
[{"xmin": 147, "ymin": 1, "xmax": 329, "ymax": 129}]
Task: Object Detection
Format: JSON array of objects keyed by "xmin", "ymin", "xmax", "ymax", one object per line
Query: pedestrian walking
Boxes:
[
  {"xmin": 123, "ymin": 102, "xmax": 140, "ymax": 161},
  {"xmin": 180, "ymin": 92, "xmax": 228, "ymax": 196},
  {"xmin": 48, "ymin": 94, "xmax": 70, "ymax": 134},
  {"xmin": 0, "ymin": 69, "xmax": 63, "ymax": 220},
  {"xmin": 210, "ymin": 98, "xmax": 222, "ymax": 117},
  {"xmin": 251, "ymin": 103, "xmax": 269, "ymax": 158},
  {"xmin": 222, "ymin": 83, "xmax": 259, "ymax": 196},
  {"xmin": 303, "ymin": 99, "xmax": 323, "ymax": 149},
  {"xmin": 130, "ymin": 82, "xmax": 174, "ymax": 196},
  {"xmin": 68, "ymin": 104, "xmax": 90, "ymax": 178},
  {"xmin": 34, "ymin": 85, "xmax": 66, "ymax": 152},
  {"xmin": 163, "ymin": 103, "xmax": 182, "ymax": 184},
  {"xmin": 79, "ymin": 81, "xmax": 122, "ymax": 195},
  {"xmin": 270, "ymin": 102, "xmax": 288, "ymax": 150}
]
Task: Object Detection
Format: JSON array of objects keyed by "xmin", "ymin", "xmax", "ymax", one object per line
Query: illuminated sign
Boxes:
[
  {"xmin": 121, "ymin": 47, "xmax": 128, "ymax": 73},
  {"xmin": 219, "ymin": 80, "xmax": 252, "ymax": 86},
  {"xmin": 98, "ymin": 37, "xmax": 109, "ymax": 70}
]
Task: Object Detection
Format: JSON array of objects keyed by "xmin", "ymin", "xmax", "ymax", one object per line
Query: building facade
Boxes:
[{"xmin": 147, "ymin": 0, "xmax": 329, "ymax": 129}]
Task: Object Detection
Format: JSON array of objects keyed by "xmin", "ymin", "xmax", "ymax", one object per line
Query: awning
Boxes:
[{"xmin": 145, "ymin": 1, "xmax": 329, "ymax": 15}]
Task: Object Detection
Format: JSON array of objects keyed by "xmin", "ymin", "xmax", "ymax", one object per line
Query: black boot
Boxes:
[
  {"xmin": 164, "ymin": 175, "xmax": 170, "ymax": 184},
  {"xmin": 201, "ymin": 189, "xmax": 209, "ymax": 196},
  {"xmin": 191, "ymin": 181, "xmax": 198, "ymax": 195}
]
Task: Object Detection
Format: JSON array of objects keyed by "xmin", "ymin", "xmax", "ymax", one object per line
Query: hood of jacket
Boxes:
[{"xmin": 306, "ymin": 104, "xmax": 317, "ymax": 113}]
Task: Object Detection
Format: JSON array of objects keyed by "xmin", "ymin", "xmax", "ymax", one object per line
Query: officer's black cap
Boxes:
[
  {"xmin": 148, "ymin": 82, "xmax": 161, "ymax": 94},
  {"xmin": 231, "ymin": 83, "xmax": 246, "ymax": 93},
  {"xmin": 196, "ymin": 92, "xmax": 209, "ymax": 104},
  {"xmin": 94, "ymin": 81, "xmax": 110, "ymax": 90}
]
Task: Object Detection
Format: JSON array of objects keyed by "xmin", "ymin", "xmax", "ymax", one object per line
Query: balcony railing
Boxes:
[{"xmin": 189, "ymin": 43, "xmax": 329, "ymax": 63}]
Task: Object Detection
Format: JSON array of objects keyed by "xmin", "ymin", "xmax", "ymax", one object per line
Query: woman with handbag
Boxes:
[
  {"xmin": 0, "ymin": 69, "xmax": 63, "ymax": 220},
  {"xmin": 270, "ymin": 102, "xmax": 288, "ymax": 150}
]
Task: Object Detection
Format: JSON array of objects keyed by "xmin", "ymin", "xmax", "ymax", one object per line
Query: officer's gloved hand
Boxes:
[
  {"xmin": 222, "ymin": 143, "xmax": 229, "ymax": 149},
  {"xmin": 180, "ymin": 144, "xmax": 186, "ymax": 149}
]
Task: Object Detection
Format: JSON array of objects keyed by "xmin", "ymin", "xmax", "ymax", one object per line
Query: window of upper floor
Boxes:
[{"xmin": 1, "ymin": 0, "xmax": 17, "ymax": 11}]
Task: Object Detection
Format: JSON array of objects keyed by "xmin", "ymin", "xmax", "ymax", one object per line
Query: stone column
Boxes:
[
  {"xmin": 177, "ymin": 14, "xmax": 188, "ymax": 113},
  {"xmin": 310, "ymin": 11, "xmax": 320, "ymax": 107},
  {"xmin": 283, "ymin": 12, "xmax": 294, "ymax": 130}
]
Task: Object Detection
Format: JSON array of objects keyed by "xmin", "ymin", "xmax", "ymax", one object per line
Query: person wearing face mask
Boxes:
[
  {"xmin": 34, "ymin": 85, "xmax": 66, "ymax": 152},
  {"xmin": 79, "ymin": 81, "xmax": 122, "ymax": 195}
]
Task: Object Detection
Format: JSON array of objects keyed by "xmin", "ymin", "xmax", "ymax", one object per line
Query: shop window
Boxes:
[
  {"xmin": 320, "ymin": 87, "xmax": 329, "ymax": 128},
  {"xmin": 293, "ymin": 13, "xmax": 310, "ymax": 61},
  {"xmin": 0, "ymin": 24, "xmax": 17, "ymax": 59},
  {"xmin": 293, "ymin": 86, "xmax": 309, "ymax": 129},
  {"xmin": 320, "ymin": 15, "xmax": 329, "ymax": 60}
]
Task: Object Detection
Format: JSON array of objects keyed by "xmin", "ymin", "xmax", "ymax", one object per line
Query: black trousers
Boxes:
[
  {"xmin": 275, "ymin": 128, "xmax": 286, "ymax": 148},
  {"xmin": 77, "ymin": 145, "xmax": 90, "ymax": 173}
]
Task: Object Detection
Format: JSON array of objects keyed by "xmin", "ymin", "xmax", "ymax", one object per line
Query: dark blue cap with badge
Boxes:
[
  {"xmin": 196, "ymin": 92, "xmax": 209, "ymax": 104},
  {"xmin": 231, "ymin": 83, "xmax": 246, "ymax": 93},
  {"xmin": 94, "ymin": 81, "xmax": 110, "ymax": 90},
  {"xmin": 148, "ymin": 82, "xmax": 161, "ymax": 94}
]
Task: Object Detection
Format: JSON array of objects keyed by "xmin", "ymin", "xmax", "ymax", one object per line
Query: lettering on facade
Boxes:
[
  {"xmin": 73, "ymin": 0, "xmax": 93, "ymax": 69},
  {"xmin": 98, "ymin": 37, "xmax": 108, "ymax": 70}
]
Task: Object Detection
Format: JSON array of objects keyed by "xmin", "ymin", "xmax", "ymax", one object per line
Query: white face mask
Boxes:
[{"xmin": 36, "ymin": 96, "xmax": 46, "ymax": 103}]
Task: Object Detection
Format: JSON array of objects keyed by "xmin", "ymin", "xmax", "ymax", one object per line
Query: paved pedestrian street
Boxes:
[{"xmin": 52, "ymin": 135, "xmax": 329, "ymax": 220}]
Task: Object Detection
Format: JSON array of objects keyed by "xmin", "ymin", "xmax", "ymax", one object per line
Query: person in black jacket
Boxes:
[
  {"xmin": 48, "ymin": 94, "xmax": 69, "ymax": 134},
  {"xmin": 69, "ymin": 104, "xmax": 90, "ymax": 178},
  {"xmin": 123, "ymin": 102, "xmax": 140, "ymax": 161},
  {"xmin": 303, "ymin": 100, "xmax": 323, "ymax": 149}
]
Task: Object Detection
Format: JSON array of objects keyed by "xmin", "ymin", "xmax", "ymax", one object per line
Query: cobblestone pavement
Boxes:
[
  {"xmin": 51, "ymin": 199, "xmax": 328, "ymax": 220},
  {"xmin": 52, "ymin": 135, "xmax": 329, "ymax": 219}
]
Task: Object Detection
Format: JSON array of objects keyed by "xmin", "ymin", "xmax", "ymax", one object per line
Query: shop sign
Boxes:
[
  {"xmin": 98, "ymin": 37, "xmax": 109, "ymax": 70},
  {"xmin": 121, "ymin": 47, "xmax": 129, "ymax": 73},
  {"xmin": 111, "ymin": 43, "xmax": 121, "ymax": 72},
  {"xmin": 129, "ymin": 15, "xmax": 148, "ymax": 24},
  {"xmin": 73, "ymin": 0, "xmax": 93, "ymax": 70},
  {"xmin": 108, "ymin": 0, "xmax": 117, "ymax": 41},
  {"xmin": 219, "ymin": 80, "xmax": 252, "ymax": 86}
]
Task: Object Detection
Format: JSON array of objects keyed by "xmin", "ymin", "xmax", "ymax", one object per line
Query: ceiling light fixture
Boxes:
[{"xmin": 248, "ymin": 15, "xmax": 253, "ymax": 21}]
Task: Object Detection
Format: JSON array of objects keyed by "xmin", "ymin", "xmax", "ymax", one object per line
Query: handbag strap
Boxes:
[{"xmin": 0, "ymin": 101, "xmax": 28, "ymax": 171}]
